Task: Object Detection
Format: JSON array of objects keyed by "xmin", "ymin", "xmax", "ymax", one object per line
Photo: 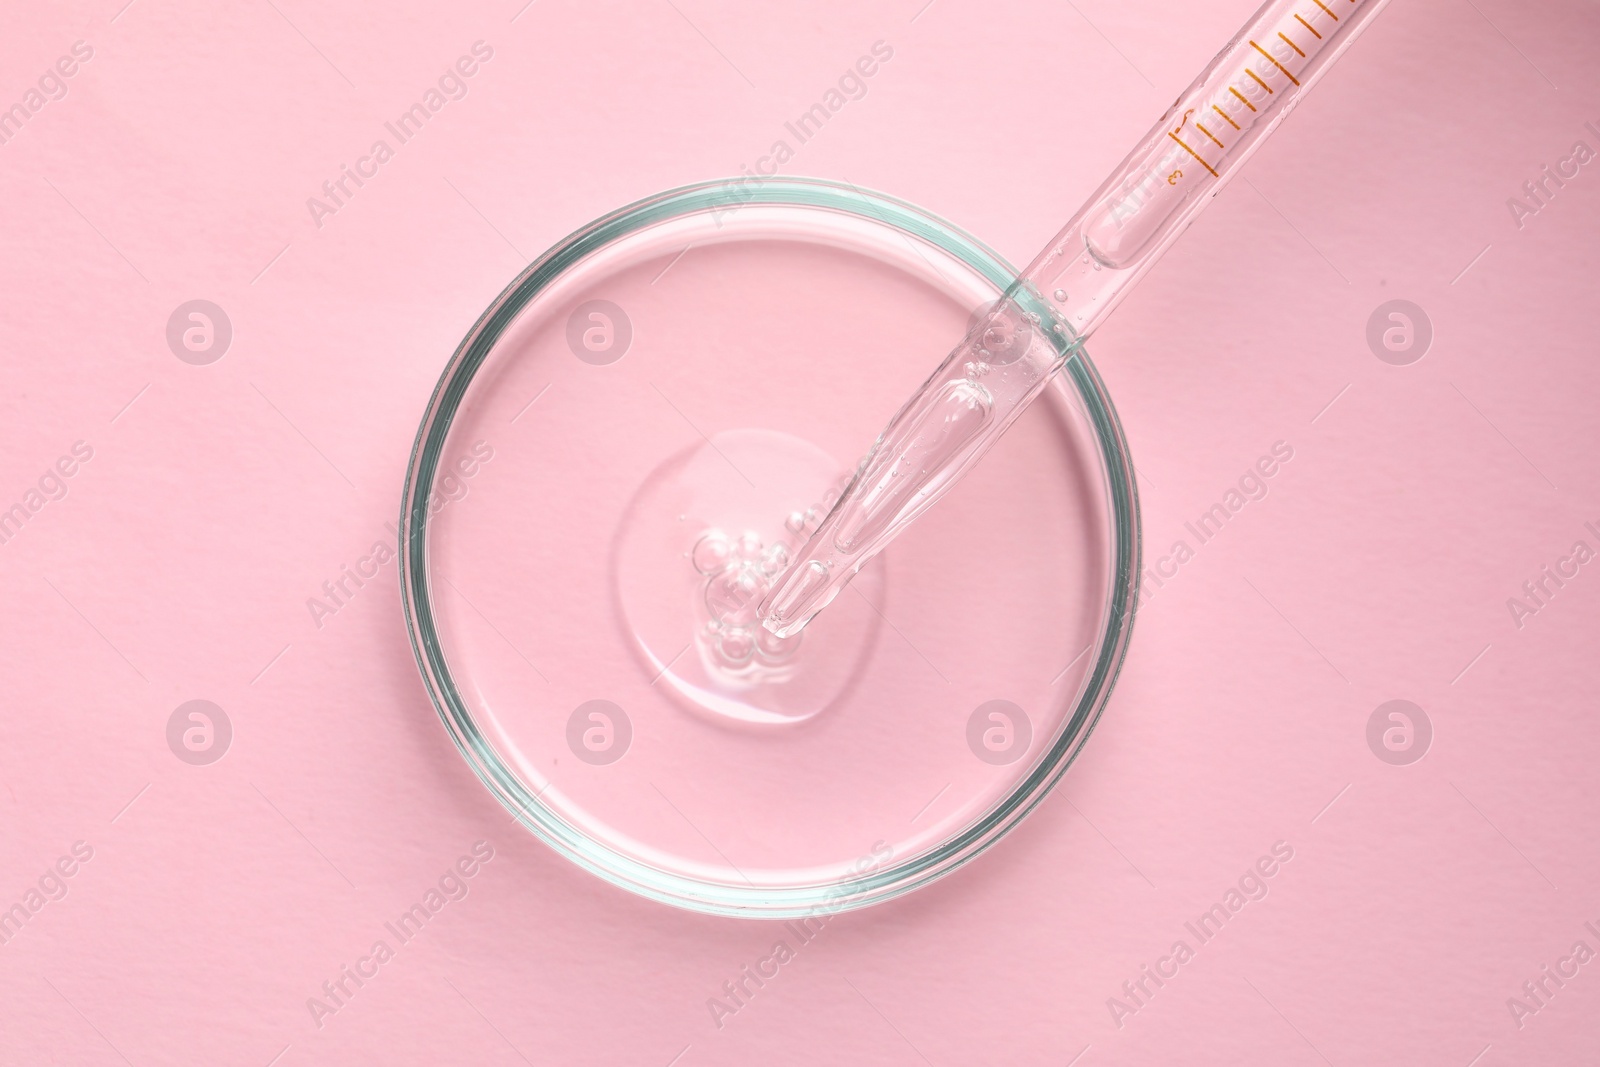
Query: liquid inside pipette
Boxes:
[
  {"xmin": 761, "ymin": 0, "xmax": 1391, "ymax": 637},
  {"xmin": 761, "ymin": 295, "xmax": 1072, "ymax": 636}
]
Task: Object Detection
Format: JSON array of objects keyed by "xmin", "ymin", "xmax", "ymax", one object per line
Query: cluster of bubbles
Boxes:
[
  {"xmin": 962, "ymin": 298, "xmax": 1048, "ymax": 382},
  {"xmin": 690, "ymin": 493, "xmax": 840, "ymax": 674}
]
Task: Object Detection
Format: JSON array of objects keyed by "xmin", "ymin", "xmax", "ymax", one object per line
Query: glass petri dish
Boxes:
[{"xmin": 400, "ymin": 178, "xmax": 1139, "ymax": 918}]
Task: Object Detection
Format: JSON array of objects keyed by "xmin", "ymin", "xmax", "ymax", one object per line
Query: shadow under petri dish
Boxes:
[{"xmin": 408, "ymin": 184, "xmax": 1132, "ymax": 914}]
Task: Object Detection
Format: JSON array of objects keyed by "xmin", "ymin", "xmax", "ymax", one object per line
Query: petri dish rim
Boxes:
[{"xmin": 399, "ymin": 176, "xmax": 1142, "ymax": 918}]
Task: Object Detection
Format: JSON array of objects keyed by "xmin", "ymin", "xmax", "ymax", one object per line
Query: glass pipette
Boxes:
[{"xmin": 760, "ymin": 0, "xmax": 1393, "ymax": 638}]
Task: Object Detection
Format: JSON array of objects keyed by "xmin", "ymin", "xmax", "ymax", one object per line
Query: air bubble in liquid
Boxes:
[
  {"xmin": 718, "ymin": 628, "xmax": 755, "ymax": 664},
  {"xmin": 692, "ymin": 532, "xmax": 731, "ymax": 575},
  {"xmin": 614, "ymin": 428, "xmax": 883, "ymax": 727}
]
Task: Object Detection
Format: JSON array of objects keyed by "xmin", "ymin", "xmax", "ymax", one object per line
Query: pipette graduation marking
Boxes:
[{"xmin": 759, "ymin": 0, "xmax": 1392, "ymax": 638}]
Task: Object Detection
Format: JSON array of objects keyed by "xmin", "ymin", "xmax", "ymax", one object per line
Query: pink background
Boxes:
[{"xmin": 2, "ymin": 0, "xmax": 1598, "ymax": 1063}]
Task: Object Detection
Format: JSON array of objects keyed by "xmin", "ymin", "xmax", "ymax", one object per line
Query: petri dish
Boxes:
[{"xmin": 400, "ymin": 178, "xmax": 1139, "ymax": 918}]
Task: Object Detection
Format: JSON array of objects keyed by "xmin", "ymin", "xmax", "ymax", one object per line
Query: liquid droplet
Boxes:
[
  {"xmin": 755, "ymin": 624, "xmax": 801, "ymax": 662},
  {"xmin": 691, "ymin": 533, "xmax": 731, "ymax": 575}
]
